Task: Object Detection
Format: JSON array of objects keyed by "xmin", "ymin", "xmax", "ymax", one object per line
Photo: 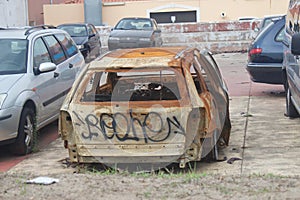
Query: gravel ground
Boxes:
[{"xmin": 1, "ymin": 168, "xmax": 300, "ymax": 200}]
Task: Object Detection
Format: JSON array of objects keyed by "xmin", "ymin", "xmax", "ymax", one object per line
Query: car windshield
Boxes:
[
  {"xmin": 259, "ymin": 16, "xmax": 283, "ymax": 32},
  {"xmin": 80, "ymin": 68, "xmax": 182, "ymax": 102},
  {"xmin": 59, "ymin": 25, "xmax": 88, "ymax": 37},
  {"xmin": 254, "ymin": 21, "xmax": 275, "ymax": 41},
  {"xmin": 0, "ymin": 39, "xmax": 27, "ymax": 75},
  {"xmin": 115, "ymin": 19, "xmax": 153, "ymax": 30}
]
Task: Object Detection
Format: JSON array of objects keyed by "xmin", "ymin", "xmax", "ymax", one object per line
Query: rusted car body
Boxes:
[{"xmin": 59, "ymin": 46, "xmax": 231, "ymax": 169}]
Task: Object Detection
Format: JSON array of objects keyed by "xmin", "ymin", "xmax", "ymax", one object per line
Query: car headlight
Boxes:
[
  {"xmin": 109, "ymin": 37, "xmax": 120, "ymax": 41},
  {"xmin": 77, "ymin": 45, "xmax": 84, "ymax": 49},
  {"xmin": 139, "ymin": 38, "xmax": 151, "ymax": 42},
  {"xmin": 0, "ymin": 93, "xmax": 7, "ymax": 109}
]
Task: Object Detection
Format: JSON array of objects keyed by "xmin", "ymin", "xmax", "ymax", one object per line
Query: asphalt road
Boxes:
[{"xmin": 1, "ymin": 52, "xmax": 299, "ymax": 175}]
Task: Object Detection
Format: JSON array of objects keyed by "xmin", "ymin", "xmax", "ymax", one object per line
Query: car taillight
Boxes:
[{"xmin": 249, "ymin": 48, "xmax": 262, "ymax": 55}]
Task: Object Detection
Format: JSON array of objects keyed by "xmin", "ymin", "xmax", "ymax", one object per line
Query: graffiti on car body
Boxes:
[{"xmin": 73, "ymin": 110, "xmax": 185, "ymax": 143}]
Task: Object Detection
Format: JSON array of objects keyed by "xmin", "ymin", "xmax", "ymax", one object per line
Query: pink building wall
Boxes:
[{"xmin": 28, "ymin": 0, "xmax": 65, "ymax": 25}]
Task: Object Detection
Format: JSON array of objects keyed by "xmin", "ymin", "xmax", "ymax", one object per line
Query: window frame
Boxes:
[{"xmin": 43, "ymin": 34, "xmax": 67, "ymax": 65}]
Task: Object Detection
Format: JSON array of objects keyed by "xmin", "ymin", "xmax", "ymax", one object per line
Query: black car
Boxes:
[
  {"xmin": 57, "ymin": 23, "xmax": 101, "ymax": 62},
  {"xmin": 246, "ymin": 15, "xmax": 285, "ymax": 84}
]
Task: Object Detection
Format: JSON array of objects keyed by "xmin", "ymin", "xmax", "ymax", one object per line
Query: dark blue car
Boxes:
[
  {"xmin": 246, "ymin": 15, "xmax": 285, "ymax": 84},
  {"xmin": 57, "ymin": 23, "xmax": 101, "ymax": 62}
]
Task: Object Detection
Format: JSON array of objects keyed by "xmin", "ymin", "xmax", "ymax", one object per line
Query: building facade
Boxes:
[
  {"xmin": 42, "ymin": 0, "xmax": 288, "ymax": 26},
  {"xmin": 0, "ymin": 0, "xmax": 28, "ymax": 27}
]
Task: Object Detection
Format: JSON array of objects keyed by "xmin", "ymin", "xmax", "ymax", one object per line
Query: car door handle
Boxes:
[
  {"xmin": 69, "ymin": 63, "xmax": 73, "ymax": 68},
  {"xmin": 54, "ymin": 72, "xmax": 59, "ymax": 78}
]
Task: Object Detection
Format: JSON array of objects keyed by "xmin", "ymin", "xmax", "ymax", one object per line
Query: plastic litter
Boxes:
[{"xmin": 26, "ymin": 177, "xmax": 59, "ymax": 185}]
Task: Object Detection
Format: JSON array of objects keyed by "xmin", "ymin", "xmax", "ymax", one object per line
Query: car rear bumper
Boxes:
[
  {"xmin": 72, "ymin": 143, "xmax": 185, "ymax": 163},
  {"xmin": 246, "ymin": 63, "xmax": 284, "ymax": 84}
]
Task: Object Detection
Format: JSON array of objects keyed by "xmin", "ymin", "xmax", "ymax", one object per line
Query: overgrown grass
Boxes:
[
  {"xmin": 249, "ymin": 173, "xmax": 289, "ymax": 179},
  {"xmin": 83, "ymin": 161, "xmax": 210, "ymax": 183}
]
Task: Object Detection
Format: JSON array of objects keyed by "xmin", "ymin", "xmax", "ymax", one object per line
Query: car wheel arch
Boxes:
[{"xmin": 23, "ymin": 100, "xmax": 36, "ymax": 114}]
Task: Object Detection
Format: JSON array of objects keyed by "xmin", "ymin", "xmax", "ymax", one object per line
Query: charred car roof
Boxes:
[{"xmin": 88, "ymin": 46, "xmax": 195, "ymax": 69}]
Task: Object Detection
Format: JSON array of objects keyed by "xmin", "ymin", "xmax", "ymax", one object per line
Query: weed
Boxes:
[
  {"xmin": 143, "ymin": 191, "xmax": 151, "ymax": 198},
  {"xmin": 15, "ymin": 178, "xmax": 27, "ymax": 195}
]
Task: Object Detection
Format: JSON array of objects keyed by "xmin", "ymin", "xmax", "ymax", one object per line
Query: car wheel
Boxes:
[
  {"xmin": 286, "ymin": 88, "xmax": 299, "ymax": 118},
  {"xmin": 12, "ymin": 107, "xmax": 36, "ymax": 155}
]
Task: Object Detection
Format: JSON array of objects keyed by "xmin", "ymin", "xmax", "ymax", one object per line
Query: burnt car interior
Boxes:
[{"xmin": 81, "ymin": 69, "xmax": 181, "ymax": 102}]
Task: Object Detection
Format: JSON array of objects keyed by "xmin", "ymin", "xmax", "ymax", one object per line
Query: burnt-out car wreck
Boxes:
[{"xmin": 59, "ymin": 46, "xmax": 231, "ymax": 170}]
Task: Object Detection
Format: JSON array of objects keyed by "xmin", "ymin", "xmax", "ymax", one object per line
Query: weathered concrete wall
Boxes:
[
  {"xmin": 159, "ymin": 21, "xmax": 258, "ymax": 53},
  {"xmin": 97, "ymin": 21, "xmax": 258, "ymax": 53}
]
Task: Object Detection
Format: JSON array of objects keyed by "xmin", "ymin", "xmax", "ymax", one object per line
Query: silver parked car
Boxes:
[
  {"xmin": 0, "ymin": 26, "xmax": 85, "ymax": 155},
  {"xmin": 108, "ymin": 17, "xmax": 163, "ymax": 51}
]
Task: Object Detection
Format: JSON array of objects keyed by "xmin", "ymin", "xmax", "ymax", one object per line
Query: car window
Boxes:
[
  {"xmin": 255, "ymin": 21, "xmax": 275, "ymax": 41},
  {"xmin": 190, "ymin": 64, "xmax": 206, "ymax": 94},
  {"xmin": 43, "ymin": 35, "xmax": 67, "ymax": 64},
  {"xmin": 55, "ymin": 33, "xmax": 78, "ymax": 57},
  {"xmin": 260, "ymin": 18, "xmax": 274, "ymax": 30},
  {"xmin": 151, "ymin": 19, "xmax": 158, "ymax": 30},
  {"xmin": 80, "ymin": 69, "xmax": 181, "ymax": 102},
  {"xmin": 59, "ymin": 25, "xmax": 87, "ymax": 37},
  {"xmin": 195, "ymin": 54, "xmax": 221, "ymax": 89},
  {"xmin": 88, "ymin": 25, "xmax": 97, "ymax": 35},
  {"xmin": 0, "ymin": 39, "xmax": 27, "ymax": 74},
  {"xmin": 275, "ymin": 27, "xmax": 285, "ymax": 42},
  {"xmin": 33, "ymin": 38, "xmax": 52, "ymax": 68},
  {"xmin": 116, "ymin": 19, "xmax": 152, "ymax": 30},
  {"xmin": 87, "ymin": 25, "xmax": 93, "ymax": 35}
]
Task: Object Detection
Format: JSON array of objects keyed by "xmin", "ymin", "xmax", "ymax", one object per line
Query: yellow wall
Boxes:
[
  {"xmin": 102, "ymin": 0, "xmax": 289, "ymax": 25},
  {"xmin": 44, "ymin": 4, "xmax": 84, "ymax": 26},
  {"xmin": 44, "ymin": 0, "xmax": 289, "ymax": 26}
]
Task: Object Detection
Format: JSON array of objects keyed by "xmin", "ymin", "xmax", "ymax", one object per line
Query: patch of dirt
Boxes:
[{"xmin": 1, "ymin": 170, "xmax": 299, "ymax": 200}]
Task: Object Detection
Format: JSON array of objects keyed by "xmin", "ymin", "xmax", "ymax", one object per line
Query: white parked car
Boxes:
[{"xmin": 0, "ymin": 26, "xmax": 85, "ymax": 155}]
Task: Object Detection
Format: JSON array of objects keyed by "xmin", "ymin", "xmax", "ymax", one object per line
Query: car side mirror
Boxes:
[
  {"xmin": 291, "ymin": 33, "xmax": 300, "ymax": 55},
  {"xmin": 39, "ymin": 62, "xmax": 57, "ymax": 73},
  {"xmin": 155, "ymin": 29, "xmax": 161, "ymax": 33}
]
